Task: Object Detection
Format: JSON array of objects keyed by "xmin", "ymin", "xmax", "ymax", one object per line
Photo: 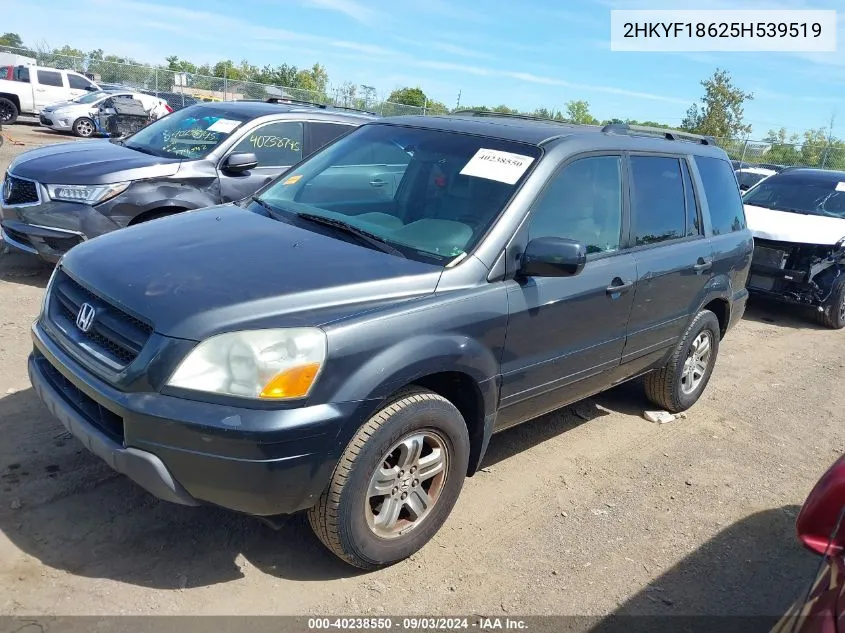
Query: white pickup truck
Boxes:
[{"xmin": 0, "ymin": 65, "xmax": 100, "ymax": 124}]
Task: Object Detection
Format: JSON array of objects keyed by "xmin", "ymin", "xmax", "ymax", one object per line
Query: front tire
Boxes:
[
  {"xmin": 644, "ymin": 309, "xmax": 721, "ymax": 413},
  {"xmin": 815, "ymin": 277, "xmax": 845, "ymax": 329},
  {"xmin": 308, "ymin": 388, "xmax": 470, "ymax": 570},
  {"xmin": 0, "ymin": 97, "xmax": 18, "ymax": 125},
  {"xmin": 72, "ymin": 117, "xmax": 96, "ymax": 138}
]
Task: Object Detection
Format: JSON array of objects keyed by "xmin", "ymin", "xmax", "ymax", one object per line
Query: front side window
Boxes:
[
  {"xmin": 630, "ymin": 156, "xmax": 686, "ymax": 245},
  {"xmin": 528, "ymin": 155, "xmax": 623, "ymax": 255},
  {"xmin": 256, "ymin": 123, "xmax": 542, "ymax": 263},
  {"xmin": 68, "ymin": 74, "xmax": 94, "ymax": 90},
  {"xmin": 230, "ymin": 121, "xmax": 303, "ymax": 167},
  {"xmin": 121, "ymin": 105, "xmax": 252, "ymax": 159},
  {"xmin": 37, "ymin": 70, "xmax": 63, "ymax": 88}
]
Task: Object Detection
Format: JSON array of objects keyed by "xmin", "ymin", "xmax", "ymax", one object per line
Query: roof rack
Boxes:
[
  {"xmin": 328, "ymin": 104, "xmax": 379, "ymax": 116},
  {"xmin": 601, "ymin": 123, "xmax": 716, "ymax": 146},
  {"xmin": 266, "ymin": 97, "xmax": 327, "ymax": 108}
]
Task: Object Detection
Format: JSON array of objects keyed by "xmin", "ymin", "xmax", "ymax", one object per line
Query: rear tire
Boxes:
[
  {"xmin": 815, "ymin": 277, "xmax": 845, "ymax": 329},
  {"xmin": 307, "ymin": 388, "xmax": 470, "ymax": 570},
  {"xmin": 644, "ymin": 310, "xmax": 721, "ymax": 413},
  {"xmin": 72, "ymin": 117, "xmax": 96, "ymax": 138},
  {"xmin": 0, "ymin": 97, "xmax": 18, "ymax": 125}
]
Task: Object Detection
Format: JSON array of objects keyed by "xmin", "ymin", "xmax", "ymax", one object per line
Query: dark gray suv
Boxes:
[
  {"xmin": 1, "ymin": 100, "xmax": 375, "ymax": 262},
  {"xmin": 27, "ymin": 113, "xmax": 752, "ymax": 569}
]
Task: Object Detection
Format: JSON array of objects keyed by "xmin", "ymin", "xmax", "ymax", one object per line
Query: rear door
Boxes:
[
  {"xmin": 33, "ymin": 69, "xmax": 67, "ymax": 110},
  {"xmin": 621, "ymin": 153, "xmax": 713, "ymax": 366},
  {"xmin": 218, "ymin": 119, "xmax": 305, "ymax": 203}
]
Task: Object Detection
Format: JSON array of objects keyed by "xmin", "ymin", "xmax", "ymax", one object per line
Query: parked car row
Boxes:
[
  {"xmin": 0, "ymin": 105, "xmax": 841, "ymax": 587},
  {"xmin": 0, "ymin": 63, "xmax": 100, "ymax": 124},
  {"xmin": 38, "ymin": 89, "xmax": 172, "ymax": 137}
]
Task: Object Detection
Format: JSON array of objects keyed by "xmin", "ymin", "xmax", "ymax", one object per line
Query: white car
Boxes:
[
  {"xmin": 735, "ymin": 165, "xmax": 778, "ymax": 191},
  {"xmin": 743, "ymin": 167, "xmax": 845, "ymax": 328},
  {"xmin": 39, "ymin": 90, "xmax": 172, "ymax": 137}
]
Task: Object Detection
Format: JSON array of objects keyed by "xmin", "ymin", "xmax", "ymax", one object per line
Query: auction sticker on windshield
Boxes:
[
  {"xmin": 460, "ymin": 148, "xmax": 535, "ymax": 185},
  {"xmin": 207, "ymin": 118, "xmax": 241, "ymax": 133},
  {"xmin": 836, "ymin": 182, "xmax": 845, "ymax": 192}
]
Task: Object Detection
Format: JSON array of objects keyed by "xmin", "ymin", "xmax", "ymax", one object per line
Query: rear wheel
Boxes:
[
  {"xmin": 0, "ymin": 98, "xmax": 18, "ymax": 125},
  {"xmin": 644, "ymin": 310, "xmax": 721, "ymax": 413},
  {"xmin": 815, "ymin": 277, "xmax": 845, "ymax": 329},
  {"xmin": 307, "ymin": 388, "xmax": 470, "ymax": 570},
  {"xmin": 72, "ymin": 117, "xmax": 96, "ymax": 138}
]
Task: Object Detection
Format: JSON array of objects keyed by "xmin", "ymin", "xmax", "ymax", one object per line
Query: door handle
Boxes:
[
  {"xmin": 606, "ymin": 279, "xmax": 634, "ymax": 295},
  {"xmin": 369, "ymin": 179, "xmax": 386, "ymax": 187},
  {"xmin": 693, "ymin": 258, "xmax": 713, "ymax": 272}
]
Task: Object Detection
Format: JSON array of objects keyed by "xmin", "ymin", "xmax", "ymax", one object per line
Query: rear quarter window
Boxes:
[{"xmin": 694, "ymin": 155, "xmax": 747, "ymax": 235}]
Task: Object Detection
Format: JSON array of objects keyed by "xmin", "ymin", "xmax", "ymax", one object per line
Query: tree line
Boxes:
[{"xmin": 2, "ymin": 31, "xmax": 843, "ymax": 167}]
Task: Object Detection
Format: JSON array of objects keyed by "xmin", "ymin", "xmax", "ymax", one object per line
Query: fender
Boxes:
[
  {"xmin": 691, "ymin": 269, "xmax": 733, "ymax": 335},
  {"xmin": 104, "ymin": 179, "xmax": 220, "ymax": 227}
]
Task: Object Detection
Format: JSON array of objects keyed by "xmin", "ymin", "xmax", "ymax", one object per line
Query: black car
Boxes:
[
  {"xmin": 0, "ymin": 101, "xmax": 376, "ymax": 262},
  {"xmin": 27, "ymin": 115, "xmax": 752, "ymax": 569}
]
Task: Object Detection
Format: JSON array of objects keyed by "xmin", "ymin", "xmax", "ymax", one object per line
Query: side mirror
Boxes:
[
  {"xmin": 519, "ymin": 237, "xmax": 587, "ymax": 278},
  {"xmin": 223, "ymin": 152, "xmax": 259, "ymax": 174}
]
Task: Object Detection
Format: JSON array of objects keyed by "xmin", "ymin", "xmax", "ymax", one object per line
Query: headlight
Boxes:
[
  {"xmin": 166, "ymin": 328, "xmax": 327, "ymax": 400},
  {"xmin": 45, "ymin": 182, "xmax": 130, "ymax": 205}
]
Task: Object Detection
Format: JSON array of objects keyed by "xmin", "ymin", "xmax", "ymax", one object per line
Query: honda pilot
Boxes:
[{"xmin": 28, "ymin": 114, "xmax": 752, "ymax": 570}]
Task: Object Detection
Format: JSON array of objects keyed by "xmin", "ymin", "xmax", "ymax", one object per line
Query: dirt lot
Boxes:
[{"xmin": 0, "ymin": 123, "xmax": 839, "ymax": 619}]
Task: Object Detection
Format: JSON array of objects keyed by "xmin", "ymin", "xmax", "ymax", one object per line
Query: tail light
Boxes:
[
  {"xmin": 165, "ymin": 104, "xmax": 173, "ymax": 113},
  {"xmin": 796, "ymin": 454, "xmax": 845, "ymax": 556}
]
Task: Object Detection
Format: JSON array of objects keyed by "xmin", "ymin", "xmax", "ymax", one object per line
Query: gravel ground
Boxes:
[{"xmin": 0, "ymin": 123, "xmax": 836, "ymax": 621}]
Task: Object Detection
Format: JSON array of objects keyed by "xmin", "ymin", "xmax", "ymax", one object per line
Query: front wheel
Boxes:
[
  {"xmin": 72, "ymin": 117, "xmax": 96, "ymax": 138},
  {"xmin": 815, "ymin": 278, "xmax": 845, "ymax": 329},
  {"xmin": 644, "ymin": 309, "xmax": 721, "ymax": 413},
  {"xmin": 307, "ymin": 388, "xmax": 470, "ymax": 570},
  {"xmin": 0, "ymin": 97, "xmax": 18, "ymax": 125}
]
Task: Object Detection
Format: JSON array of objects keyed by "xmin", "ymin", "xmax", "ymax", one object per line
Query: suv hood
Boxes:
[
  {"xmin": 744, "ymin": 204, "xmax": 845, "ymax": 246},
  {"xmin": 8, "ymin": 140, "xmax": 181, "ymax": 185},
  {"xmin": 58, "ymin": 205, "xmax": 443, "ymax": 340}
]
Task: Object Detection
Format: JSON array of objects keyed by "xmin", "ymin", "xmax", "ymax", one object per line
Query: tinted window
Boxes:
[
  {"xmin": 17, "ymin": 67, "xmax": 30, "ymax": 83},
  {"xmin": 308, "ymin": 122, "xmax": 355, "ymax": 154},
  {"xmin": 37, "ymin": 70, "xmax": 63, "ymax": 87},
  {"xmin": 68, "ymin": 74, "xmax": 94, "ymax": 90},
  {"xmin": 695, "ymin": 156, "xmax": 747, "ymax": 233},
  {"xmin": 0, "ymin": 67, "xmax": 9, "ymax": 81},
  {"xmin": 529, "ymin": 155, "xmax": 623, "ymax": 255},
  {"xmin": 680, "ymin": 159, "xmax": 701, "ymax": 236},
  {"xmin": 630, "ymin": 156, "xmax": 686, "ymax": 245},
  {"xmin": 231, "ymin": 121, "xmax": 303, "ymax": 167}
]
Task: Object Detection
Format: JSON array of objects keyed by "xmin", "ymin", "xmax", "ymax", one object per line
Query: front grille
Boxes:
[
  {"xmin": 753, "ymin": 244, "xmax": 789, "ymax": 269},
  {"xmin": 48, "ymin": 270, "xmax": 154, "ymax": 369},
  {"xmin": 39, "ymin": 357, "xmax": 124, "ymax": 444},
  {"xmin": 2, "ymin": 174, "xmax": 40, "ymax": 206}
]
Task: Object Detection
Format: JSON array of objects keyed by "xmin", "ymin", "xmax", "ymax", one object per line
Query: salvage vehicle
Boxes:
[
  {"xmin": 743, "ymin": 168, "xmax": 845, "ymax": 328},
  {"xmin": 1, "ymin": 100, "xmax": 375, "ymax": 262},
  {"xmin": 39, "ymin": 90, "xmax": 171, "ymax": 137},
  {"xmin": 0, "ymin": 65, "xmax": 100, "ymax": 124},
  {"xmin": 27, "ymin": 115, "xmax": 752, "ymax": 569}
]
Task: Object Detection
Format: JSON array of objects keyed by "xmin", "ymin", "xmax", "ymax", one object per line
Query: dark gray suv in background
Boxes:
[
  {"xmin": 1, "ymin": 100, "xmax": 375, "ymax": 262},
  {"xmin": 27, "ymin": 113, "xmax": 752, "ymax": 570}
]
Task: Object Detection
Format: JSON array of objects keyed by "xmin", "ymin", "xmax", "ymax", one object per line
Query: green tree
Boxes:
[
  {"xmin": 387, "ymin": 87, "xmax": 427, "ymax": 108},
  {"xmin": 0, "ymin": 32, "xmax": 25, "ymax": 49},
  {"xmin": 681, "ymin": 68, "xmax": 754, "ymax": 139},
  {"xmin": 564, "ymin": 100, "xmax": 599, "ymax": 125}
]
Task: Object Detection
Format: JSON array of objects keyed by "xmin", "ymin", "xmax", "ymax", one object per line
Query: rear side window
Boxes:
[
  {"xmin": 231, "ymin": 120, "xmax": 303, "ymax": 167},
  {"xmin": 307, "ymin": 122, "xmax": 355, "ymax": 155},
  {"xmin": 0, "ymin": 67, "xmax": 9, "ymax": 81},
  {"xmin": 37, "ymin": 70, "xmax": 63, "ymax": 87},
  {"xmin": 630, "ymin": 156, "xmax": 686, "ymax": 245},
  {"xmin": 694, "ymin": 156, "xmax": 746, "ymax": 235}
]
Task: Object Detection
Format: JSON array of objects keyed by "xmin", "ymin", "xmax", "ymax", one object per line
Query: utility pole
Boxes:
[
  {"xmin": 823, "ymin": 109, "xmax": 836, "ymax": 169},
  {"xmin": 455, "ymin": 90, "xmax": 461, "ymax": 111}
]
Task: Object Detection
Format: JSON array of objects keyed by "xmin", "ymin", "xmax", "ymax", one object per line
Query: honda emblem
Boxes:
[{"xmin": 76, "ymin": 303, "xmax": 96, "ymax": 333}]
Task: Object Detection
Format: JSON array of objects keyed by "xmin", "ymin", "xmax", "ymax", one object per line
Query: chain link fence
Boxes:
[
  {"xmin": 715, "ymin": 136, "xmax": 845, "ymax": 170},
  {"xmin": 0, "ymin": 46, "xmax": 426, "ymax": 116}
]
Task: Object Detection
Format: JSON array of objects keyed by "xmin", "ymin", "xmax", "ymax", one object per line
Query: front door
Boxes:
[
  {"xmin": 33, "ymin": 69, "xmax": 68, "ymax": 111},
  {"xmin": 498, "ymin": 154, "xmax": 637, "ymax": 429},
  {"xmin": 622, "ymin": 154, "xmax": 713, "ymax": 365},
  {"xmin": 218, "ymin": 120, "xmax": 305, "ymax": 203}
]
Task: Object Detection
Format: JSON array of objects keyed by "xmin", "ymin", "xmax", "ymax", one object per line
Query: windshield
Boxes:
[
  {"xmin": 73, "ymin": 91, "xmax": 114, "ymax": 105},
  {"xmin": 743, "ymin": 175, "xmax": 845, "ymax": 218},
  {"xmin": 122, "ymin": 105, "xmax": 250, "ymax": 160},
  {"xmin": 255, "ymin": 123, "xmax": 541, "ymax": 263}
]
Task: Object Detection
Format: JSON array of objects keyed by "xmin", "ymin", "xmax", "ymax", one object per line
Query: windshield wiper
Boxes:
[
  {"xmin": 249, "ymin": 195, "xmax": 278, "ymax": 215},
  {"xmin": 296, "ymin": 212, "xmax": 406, "ymax": 258}
]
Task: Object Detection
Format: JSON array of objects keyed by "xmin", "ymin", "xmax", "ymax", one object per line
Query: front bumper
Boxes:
[
  {"xmin": 748, "ymin": 264, "xmax": 826, "ymax": 306},
  {"xmin": 29, "ymin": 319, "xmax": 370, "ymax": 516}
]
